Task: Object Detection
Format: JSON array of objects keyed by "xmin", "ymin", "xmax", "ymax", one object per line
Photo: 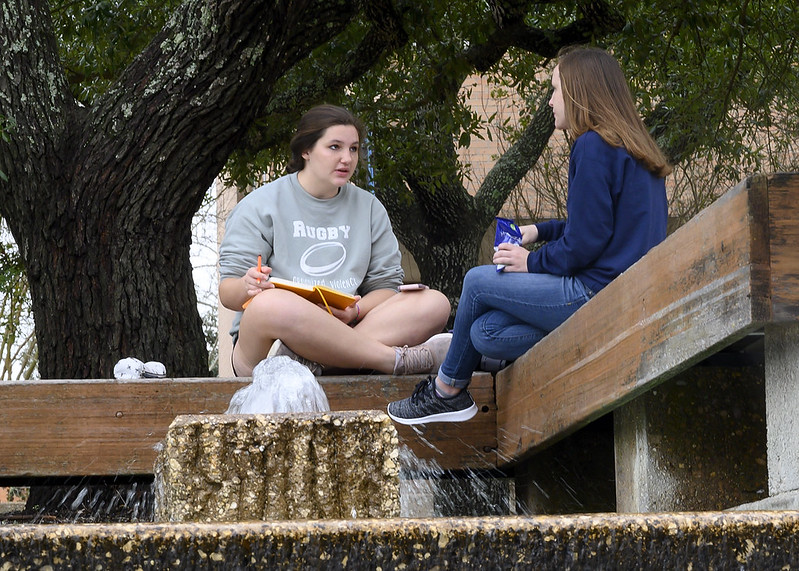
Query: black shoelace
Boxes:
[{"xmin": 410, "ymin": 377, "xmax": 433, "ymax": 403}]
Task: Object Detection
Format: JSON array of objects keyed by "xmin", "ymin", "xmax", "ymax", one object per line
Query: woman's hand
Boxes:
[
  {"xmin": 220, "ymin": 264, "xmax": 273, "ymax": 311},
  {"xmin": 493, "ymin": 243, "xmax": 529, "ymax": 273},
  {"xmin": 324, "ymin": 297, "xmax": 362, "ymax": 324},
  {"xmin": 520, "ymin": 224, "xmax": 538, "ymax": 245},
  {"xmin": 244, "ymin": 264, "xmax": 273, "ymax": 297}
]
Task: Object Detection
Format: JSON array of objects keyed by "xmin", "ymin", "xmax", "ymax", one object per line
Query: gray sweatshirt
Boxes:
[{"xmin": 219, "ymin": 173, "xmax": 404, "ymax": 339}]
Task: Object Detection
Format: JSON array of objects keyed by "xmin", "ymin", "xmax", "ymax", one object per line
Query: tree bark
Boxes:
[{"xmin": 1, "ymin": 0, "xmax": 356, "ymax": 378}]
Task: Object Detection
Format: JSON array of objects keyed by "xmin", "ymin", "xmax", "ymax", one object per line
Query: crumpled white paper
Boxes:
[{"xmin": 113, "ymin": 357, "xmax": 166, "ymax": 379}]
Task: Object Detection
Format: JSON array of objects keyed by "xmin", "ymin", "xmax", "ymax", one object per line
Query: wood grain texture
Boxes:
[
  {"xmin": 0, "ymin": 373, "xmax": 496, "ymax": 479},
  {"xmin": 765, "ymin": 172, "xmax": 799, "ymax": 320},
  {"xmin": 5, "ymin": 173, "xmax": 794, "ymax": 478},
  {"xmin": 495, "ymin": 174, "xmax": 790, "ymax": 466}
]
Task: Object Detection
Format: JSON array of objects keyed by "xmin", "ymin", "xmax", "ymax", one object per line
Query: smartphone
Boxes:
[{"xmin": 398, "ymin": 283, "xmax": 429, "ymax": 292}]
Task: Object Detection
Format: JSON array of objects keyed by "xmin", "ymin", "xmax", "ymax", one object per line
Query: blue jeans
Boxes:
[{"xmin": 439, "ymin": 265, "xmax": 595, "ymax": 389}]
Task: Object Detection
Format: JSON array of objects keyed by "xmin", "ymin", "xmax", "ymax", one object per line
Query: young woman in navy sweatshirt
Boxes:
[{"xmin": 388, "ymin": 47, "xmax": 673, "ymax": 425}]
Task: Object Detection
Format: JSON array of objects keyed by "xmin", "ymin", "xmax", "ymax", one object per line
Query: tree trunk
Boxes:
[
  {"xmin": 2, "ymin": 0, "xmax": 360, "ymax": 521},
  {"xmin": 1, "ymin": 0, "xmax": 357, "ymax": 379},
  {"xmin": 28, "ymin": 208, "xmax": 207, "ymax": 378},
  {"xmin": 376, "ymin": 92, "xmax": 556, "ymax": 312}
]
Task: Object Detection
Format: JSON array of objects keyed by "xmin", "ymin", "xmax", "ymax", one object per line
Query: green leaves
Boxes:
[
  {"xmin": 34, "ymin": 0, "xmax": 799, "ymax": 287},
  {"xmin": 52, "ymin": 0, "xmax": 182, "ymax": 104},
  {"xmin": 616, "ymin": 0, "xmax": 799, "ymax": 174}
]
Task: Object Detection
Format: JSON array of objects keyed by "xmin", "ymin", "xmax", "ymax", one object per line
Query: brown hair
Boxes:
[
  {"xmin": 557, "ymin": 47, "xmax": 672, "ymax": 177},
  {"xmin": 287, "ymin": 104, "xmax": 366, "ymax": 173}
]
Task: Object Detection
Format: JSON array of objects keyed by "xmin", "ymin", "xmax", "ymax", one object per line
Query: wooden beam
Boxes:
[
  {"xmin": 765, "ymin": 172, "xmax": 799, "ymax": 320},
  {"xmin": 0, "ymin": 373, "xmax": 496, "ymax": 479},
  {"xmin": 495, "ymin": 174, "xmax": 781, "ymax": 466}
]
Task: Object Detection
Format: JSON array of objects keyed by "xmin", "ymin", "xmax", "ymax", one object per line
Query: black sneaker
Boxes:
[{"xmin": 387, "ymin": 376, "xmax": 478, "ymax": 425}]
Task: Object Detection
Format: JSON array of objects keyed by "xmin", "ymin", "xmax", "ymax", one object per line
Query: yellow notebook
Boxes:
[{"xmin": 243, "ymin": 277, "xmax": 357, "ymax": 312}]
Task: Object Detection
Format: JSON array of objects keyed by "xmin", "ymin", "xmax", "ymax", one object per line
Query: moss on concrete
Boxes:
[
  {"xmin": 1, "ymin": 512, "xmax": 798, "ymax": 568},
  {"xmin": 154, "ymin": 411, "xmax": 400, "ymax": 522}
]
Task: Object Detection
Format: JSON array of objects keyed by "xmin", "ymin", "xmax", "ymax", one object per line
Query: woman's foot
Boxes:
[
  {"xmin": 387, "ymin": 376, "xmax": 477, "ymax": 425},
  {"xmin": 392, "ymin": 333, "xmax": 452, "ymax": 375}
]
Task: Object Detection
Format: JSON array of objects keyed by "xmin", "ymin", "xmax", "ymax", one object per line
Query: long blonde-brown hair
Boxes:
[{"xmin": 558, "ymin": 47, "xmax": 672, "ymax": 177}]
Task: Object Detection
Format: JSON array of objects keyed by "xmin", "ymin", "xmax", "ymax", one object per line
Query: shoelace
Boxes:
[{"xmin": 410, "ymin": 378, "xmax": 432, "ymax": 403}]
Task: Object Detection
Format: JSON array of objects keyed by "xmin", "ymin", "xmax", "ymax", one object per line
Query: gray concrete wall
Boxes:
[{"xmin": 614, "ymin": 365, "xmax": 767, "ymax": 512}]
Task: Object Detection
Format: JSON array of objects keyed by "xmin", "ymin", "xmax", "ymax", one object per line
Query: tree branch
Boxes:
[
  {"xmin": 475, "ymin": 88, "xmax": 555, "ymax": 222},
  {"xmin": 71, "ymin": 0, "xmax": 359, "ymax": 225},
  {"xmin": 0, "ymin": 0, "xmax": 75, "ymax": 236},
  {"xmin": 465, "ymin": 0, "xmax": 625, "ymax": 71},
  {"xmin": 242, "ymin": 0, "xmax": 412, "ymax": 155}
]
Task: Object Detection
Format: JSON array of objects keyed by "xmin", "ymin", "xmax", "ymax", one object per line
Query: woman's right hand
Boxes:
[{"xmin": 244, "ymin": 264, "xmax": 273, "ymax": 297}]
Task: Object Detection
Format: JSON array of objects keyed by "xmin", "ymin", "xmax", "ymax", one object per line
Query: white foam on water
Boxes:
[{"xmin": 226, "ymin": 355, "xmax": 330, "ymax": 414}]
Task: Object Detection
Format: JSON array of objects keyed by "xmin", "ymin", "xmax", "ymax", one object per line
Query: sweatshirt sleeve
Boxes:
[
  {"xmin": 526, "ymin": 132, "xmax": 615, "ymax": 275},
  {"xmin": 218, "ymin": 192, "xmax": 274, "ymax": 281},
  {"xmin": 359, "ymin": 197, "xmax": 404, "ymax": 293},
  {"xmin": 535, "ymin": 219, "xmax": 566, "ymax": 242}
]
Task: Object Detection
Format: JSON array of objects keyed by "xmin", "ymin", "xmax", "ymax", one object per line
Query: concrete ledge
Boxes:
[
  {"xmin": 734, "ymin": 490, "xmax": 799, "ymax": 511},
  {"xmin": 1, "ymin": 512, "xmax": 798, "ymax": 568}
]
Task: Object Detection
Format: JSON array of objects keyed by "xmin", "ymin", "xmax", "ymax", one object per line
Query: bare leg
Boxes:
[
  {"xmin": 352, "ymin": 288, "xmax": 450, "ymax": 346},
  {"xmin": 232, "ymin": 288, "xmax": 450, "ymax": 376}
]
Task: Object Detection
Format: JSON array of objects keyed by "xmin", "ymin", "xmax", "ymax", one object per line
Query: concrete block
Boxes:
[
  {"xmin": 764, "ymin": 322, "xmax": 799, "ymax": 495},
  {"xmin": 615, "ymin": 366, "xmax": 767, "ymax": 512},
  {"xmin": 154, "ymin": 411, "xmax": 400, "ymax": 522}
]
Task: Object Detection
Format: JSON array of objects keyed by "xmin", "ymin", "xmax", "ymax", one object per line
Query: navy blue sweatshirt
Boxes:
[{"xmin": 527, "ymin": 130, "xmax": 667, "ymax": 293}]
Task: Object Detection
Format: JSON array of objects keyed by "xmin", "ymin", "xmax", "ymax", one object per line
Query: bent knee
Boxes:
[
  {"xmin": 241, "ymin": 289, "xmax": 306, "ymax": 323},
  {"xmin": 464, "ymin": 264, "xmax": 498, "ymax": 284},
  {"xmin": 428, "ymin": 289, "xmax": 451, "ymax": 312},
  {"xmin": 410, "ymin": 289, "xmax": 450, "ymax": 319}
]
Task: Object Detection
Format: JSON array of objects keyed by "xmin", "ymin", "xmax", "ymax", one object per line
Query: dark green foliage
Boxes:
[
  {"xmin": 2, "ymin": 0, "xmax": 798, "ymax": 372},
  {"xmin": 52, "ymin": 0, "xmax": 183, "ymax": 104}
]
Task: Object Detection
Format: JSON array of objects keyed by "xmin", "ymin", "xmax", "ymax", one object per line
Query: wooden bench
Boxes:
[
  {"xmin": 496, "ymin": 172, "xmax": 799, "ymax": 510},
  {"xmin": 3, "ymin": 172, "xmax": 797, "ymax": 514},
  {"xmin": 0, "ymin": 373, "xmax": 497, "ymax": 483}
]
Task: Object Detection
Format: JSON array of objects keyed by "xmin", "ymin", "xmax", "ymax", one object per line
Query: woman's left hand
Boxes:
[
  {"xmin": 493, "ymin": 243, "xmax": 529, "ymax": 272},
  {"xmin": 322, "ymin": 297, "xmax": 362, "ymax": 324}
]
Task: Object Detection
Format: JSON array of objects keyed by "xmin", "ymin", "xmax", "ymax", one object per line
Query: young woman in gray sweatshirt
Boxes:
[{"xmin": 219, "ymin": 105, "xmax": 452, "ymax": 377}]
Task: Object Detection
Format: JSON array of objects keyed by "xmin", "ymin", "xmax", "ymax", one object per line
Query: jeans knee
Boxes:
[
  {"xmin": 462, "ymin": 265, "xmax": 496, "ymax": 295},
  {"xmin": 469, "ymin": 320, "xmax": 492, "ymax": 355}
]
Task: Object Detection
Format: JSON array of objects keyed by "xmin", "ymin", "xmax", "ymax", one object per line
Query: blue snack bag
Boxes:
[{"xmin": 494, "ymin": 217, "xmax": 522, "ymax": 272}]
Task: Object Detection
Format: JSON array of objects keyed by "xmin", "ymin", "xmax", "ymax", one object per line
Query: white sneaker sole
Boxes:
[
  {"xmin": 266, "ymin": 339, "xmax": 285, "ymax": 358},
  {"xmin": 387, "ymin": 403, "xmax": 478, "ymax": 425}
]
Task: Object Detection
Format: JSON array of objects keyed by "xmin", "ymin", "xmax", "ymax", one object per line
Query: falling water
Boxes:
[
  {"xmin": 13, "ymin": 478, "xmax": 154, "ymax": 524},
  {"xmin": 9, "ymin": 357, "xmax": 517, "ymax": 524},
  {"xmin": 226, "ymin": 356, "xmax": 329, "ymax": 414},
  {"xmin": 398, "ymin": 445, "xmax": 517, "ymax": 518}
]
